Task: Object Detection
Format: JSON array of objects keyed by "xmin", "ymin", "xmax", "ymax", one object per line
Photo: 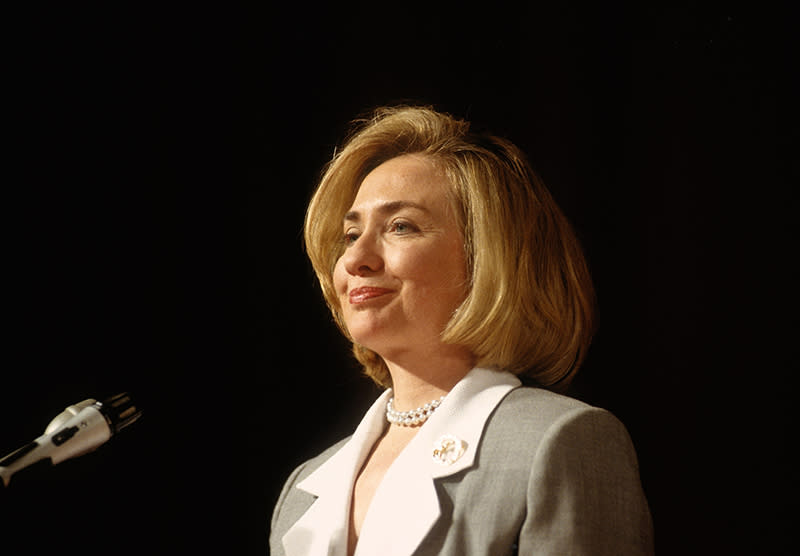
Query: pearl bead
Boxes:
[{"xmin": 386, "ymin": 395, "xmax": 446, "ymax": 427}]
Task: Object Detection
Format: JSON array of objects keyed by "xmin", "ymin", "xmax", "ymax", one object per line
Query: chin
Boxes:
[
  {"xmin": 347, "ymin": 330, "xmax": 388, "ymax": 352},
  {"xmin": 346, "ymin": 323, "xmax": 397, "ymax": 354}
]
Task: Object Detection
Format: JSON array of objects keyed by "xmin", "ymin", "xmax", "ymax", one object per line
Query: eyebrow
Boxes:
[{"xmin": 343, "ymin": 200, "xmax": 430, "ymax": 223}]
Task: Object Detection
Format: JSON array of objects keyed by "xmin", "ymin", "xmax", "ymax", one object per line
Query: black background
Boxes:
[{"xmin": 1, "ymin": 2, "xmax": 793, "ymax": 554}]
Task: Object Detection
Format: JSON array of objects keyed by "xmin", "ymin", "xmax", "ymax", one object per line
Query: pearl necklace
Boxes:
[{"xmin": 386, "ymin": 396, "xmax": 446, "ymax": 427}]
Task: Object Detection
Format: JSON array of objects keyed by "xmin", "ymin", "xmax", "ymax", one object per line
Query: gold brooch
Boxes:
[{"xmin": 432, "ymin": 434, "xmax": 467, "ymax": 465}]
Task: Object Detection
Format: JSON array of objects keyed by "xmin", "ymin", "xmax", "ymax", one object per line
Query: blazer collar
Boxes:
[
  {"xmin": 281, "ymin": 389, "xmax": 390, "ymax": 556},
  {"xmin": 282, "ymin": 367, "xmax": 521, "ymax": 556}
]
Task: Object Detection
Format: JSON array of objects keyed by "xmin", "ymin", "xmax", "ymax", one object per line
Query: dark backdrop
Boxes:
[{"xmin": 1, "ymin": 3, "xmax": 792, "ymax": 554}]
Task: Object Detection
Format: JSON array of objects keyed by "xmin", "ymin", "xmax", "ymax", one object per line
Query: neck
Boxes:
[{"xmin": 383, "ymin": 347, "xmax": 474, "ymax": 411}]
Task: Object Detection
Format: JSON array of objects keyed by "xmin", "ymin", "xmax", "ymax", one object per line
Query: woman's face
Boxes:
[{"xmin": 333, "ymin": 154, "xmax": 468, "ymax": 363}]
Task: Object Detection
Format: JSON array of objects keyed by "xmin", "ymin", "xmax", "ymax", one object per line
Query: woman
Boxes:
[{"xmin": 270, "ymin": 106, "xmax": 654, "ymax": 555}]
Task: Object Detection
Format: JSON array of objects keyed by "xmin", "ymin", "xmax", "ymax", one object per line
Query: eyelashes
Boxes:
[
  {"xmin": 389, "ymin": 220, "xmax": 417, "ymax": 234},
  {"xmin": 341, "ymin": 219, "xmax": 419, "ymax": 247},
  {"xmin": 342, "ymin": 231, "xmax": 359, "ymax": 246}
]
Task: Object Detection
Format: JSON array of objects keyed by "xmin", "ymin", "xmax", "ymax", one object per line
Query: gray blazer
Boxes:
[{"xmin": 270, "ymin": 370, "xmax": 654, "ymax": 555}]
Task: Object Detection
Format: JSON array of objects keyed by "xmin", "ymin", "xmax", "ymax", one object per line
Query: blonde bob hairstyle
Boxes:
[{"xmin": 304, "ymin": 106, "xmax": 596, "ymax": 391}]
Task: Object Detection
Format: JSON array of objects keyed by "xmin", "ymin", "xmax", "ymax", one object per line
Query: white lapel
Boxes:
[
  {"xmin": 282, "ymin": 368, "xmax": 520, "ymax": 556},
  {"xmin": 354, "ymin": 368, "xmax": 520, "ymax": 556},
  {"xmin": 282, "ymin": 390, "xmax": 392, "ymax": 556}
]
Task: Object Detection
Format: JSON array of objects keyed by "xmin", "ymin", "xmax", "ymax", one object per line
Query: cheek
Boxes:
[
  {"xmin": 332, "ymin": 259, "xmax": 347, "ymax": 294},
  {"xmin": 401, "ymin": 242, "xmax": 467, "ymax": 297}
]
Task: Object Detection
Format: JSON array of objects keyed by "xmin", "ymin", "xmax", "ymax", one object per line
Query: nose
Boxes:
[{"xmin": 340, "ymin": 233, "xmax": 384, "ymax": 276}]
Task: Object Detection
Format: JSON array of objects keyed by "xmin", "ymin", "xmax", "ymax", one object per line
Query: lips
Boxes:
[{"xmin": 348, "ymin": 286, "xmax": 394, "ymax": 305}]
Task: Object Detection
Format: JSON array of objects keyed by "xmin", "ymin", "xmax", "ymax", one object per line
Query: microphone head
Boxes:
[{"xmin": 98, "ymin": 393, "xmax": 142, "ymax": 435}]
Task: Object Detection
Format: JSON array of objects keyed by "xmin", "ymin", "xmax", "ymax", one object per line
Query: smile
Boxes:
[{"xmin": 348, "ymin": 287, "xmax": 394, "ymax": 305}]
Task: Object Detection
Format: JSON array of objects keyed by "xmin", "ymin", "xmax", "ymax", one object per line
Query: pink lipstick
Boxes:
[{"xmin": 349, "ymin": 287, "xmax": 393, "ymax": 305}]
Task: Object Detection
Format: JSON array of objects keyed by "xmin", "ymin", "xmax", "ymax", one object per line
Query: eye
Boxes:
[
  {"xmin": 389, "ymin": 220, "xmax": 417, "ymax": 234},
  {"xmin": 342, "ymin": 230, "xmax": 360, "ymax": 246}
]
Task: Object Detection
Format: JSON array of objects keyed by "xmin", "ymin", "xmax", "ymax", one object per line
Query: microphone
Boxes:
[{"xmin": 0, "ymin": 392, "xmax": 142, "ymax": 487}]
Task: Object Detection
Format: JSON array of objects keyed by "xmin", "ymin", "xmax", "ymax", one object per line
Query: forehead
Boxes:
[{"xmin": 348, "ymin": 154, "xmax": 453, "ymax": 212}]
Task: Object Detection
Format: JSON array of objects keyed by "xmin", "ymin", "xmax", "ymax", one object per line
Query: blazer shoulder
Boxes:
[
  {"xmin": 481, "ymin": 387, "xmax": 623, "ymax": 463},
  {"xmin": 492, "ymin": 386, "xmax": 594, "ymax": 428}
]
